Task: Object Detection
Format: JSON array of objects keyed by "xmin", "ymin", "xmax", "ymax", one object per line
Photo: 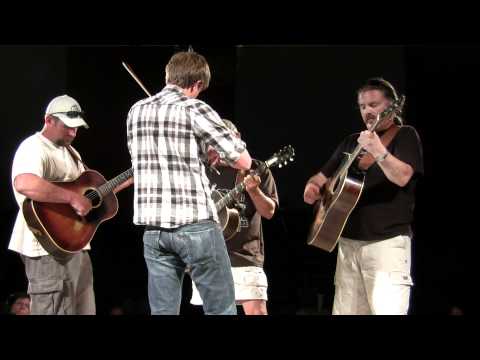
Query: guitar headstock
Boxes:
[
  {"xmin": 264, "ymin": 145, "xmax": 295, "ymax": 169},
  {"xmin": 371, "ymin": 95, "xmax": 406, "ymax": 130}
]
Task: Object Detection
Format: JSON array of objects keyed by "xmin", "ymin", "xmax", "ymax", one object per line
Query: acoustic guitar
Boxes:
[
  {"xmin": 212, "ymin": 145, "xmax": 295, "ymax": 241},
  {"xmin": 307, "ymin": 96, "xmax": 405, "ymax": 252},
  {"xmin": 22, "ymin": 168, "xmax": 133, "ymax": 259}
]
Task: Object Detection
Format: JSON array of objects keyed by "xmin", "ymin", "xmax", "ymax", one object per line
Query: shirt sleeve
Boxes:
[
  {"xmin": 391, "ymin": 126, "xmax": 424, "ymax": 176},
  {"xmin": 11, "ymin": 140, "xmax": 45, "ymax": 182},
  {"xmin": 126, "ymin": 108, "xmax": 133, "ymax": 157},
  {"xmin": 260, "ymin": 167, "xmax": 279, "ymax": 209},
  {"xmin": 190, "ymin": 101, "xmax": 246, "ymax": 166}
]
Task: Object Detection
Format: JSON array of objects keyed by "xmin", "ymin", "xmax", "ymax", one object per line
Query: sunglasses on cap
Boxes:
[{"xmin": 50, "ymin": 111, "xmax": 85, "ymax": 118}]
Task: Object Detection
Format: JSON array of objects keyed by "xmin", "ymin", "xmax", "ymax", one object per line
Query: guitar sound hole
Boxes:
[{"xmin": 84, "ymin": 189, "xmax": 101, "ymax": 207}]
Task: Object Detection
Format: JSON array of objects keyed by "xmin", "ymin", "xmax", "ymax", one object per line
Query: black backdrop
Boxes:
[{"xmin": 0, "ymin": 45, "xmax": 470, "ymax": 314}]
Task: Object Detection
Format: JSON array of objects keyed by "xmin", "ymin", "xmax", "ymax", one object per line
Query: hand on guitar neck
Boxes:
[
  {"xmin": 357, "ymin": 130, "xmax": 388, "ymax": 160},
  {"xmin": 113, "ymin": 176, "xmax": 134, "ymax": 194},
  {"xmin": 240, "ymin": 171, "xmax": 275, "ymax": 220},
  {"xmin": 240, "ymin": 171, "xmax": 261, "ymax": 192},
  {"xmin": 215, "ymin": 145, "xmax": 294, "ymax": 240}
]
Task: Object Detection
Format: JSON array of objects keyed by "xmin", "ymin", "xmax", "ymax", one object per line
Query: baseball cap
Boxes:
[{"xmin": 45, "ymin": 95, "xmax": 89, "ymax": 129}]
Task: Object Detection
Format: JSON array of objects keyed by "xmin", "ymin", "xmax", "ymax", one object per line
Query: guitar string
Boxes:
[
  {"xmin": 215, "ymin": 146, "xmax": 294, "ymax": 211},
  {"xmin": 83, "ymin": 169, "xmax": 133, "ymax": 202}
]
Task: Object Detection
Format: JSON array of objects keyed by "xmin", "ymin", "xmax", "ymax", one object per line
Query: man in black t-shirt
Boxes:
[
  {"xmin": 191, "ymin": 119, "xmax": 279, "ymax": 315},
  {"xmin": 304, "ymin": 78, "xmax": 424, "ymax": 315}
]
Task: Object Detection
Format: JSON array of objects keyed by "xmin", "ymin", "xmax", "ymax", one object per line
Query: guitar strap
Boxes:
[
  {"xmin": 66, "ymin": 145, "xmax": 89, "ymax": 171},
  {"xmin": 357, "ymin": 125, "xmax": 401, "ymax": 171}
]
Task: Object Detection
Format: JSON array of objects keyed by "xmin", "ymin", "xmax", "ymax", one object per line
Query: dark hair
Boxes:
[
  {"xmin": 1, "ymin": 292, "xmax": 29, "ymax": 314},
  {"xmin": 7, "ymin": 292, "xmax": 29, "ymax": 308},
  {"xmin": 357, "ymin": 77, "xmax": 405, "ymax": 125},
  {"xmin": 357, "ymin": 77, "xmax": 398, "ymax": 101}
]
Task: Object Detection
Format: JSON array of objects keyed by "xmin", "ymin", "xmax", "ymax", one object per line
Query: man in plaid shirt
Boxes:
[{"xmin": 127, "ymin": 51, "xmax": 252, "ymax": 315}]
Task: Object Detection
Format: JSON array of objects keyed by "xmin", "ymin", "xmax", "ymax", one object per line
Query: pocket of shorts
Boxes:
[
  {"xmin": 28, "ymin": 279, "xmax": 66, "ymax": 315},
  {"xmin": 28, "ymin": 279, "xmax": 63, "ymax": 294},
  {"xmin": 242, "ymin": 268, "xmax": 268, "ymax": 287},
  {"xmin": 390, "ymin": 271, "xmax": 414, "ymax": 286}
]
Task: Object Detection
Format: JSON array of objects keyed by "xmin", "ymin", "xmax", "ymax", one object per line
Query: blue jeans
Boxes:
[{"xmin": 143, "ymin": 220, "xmax": 236, "ymax": 315}]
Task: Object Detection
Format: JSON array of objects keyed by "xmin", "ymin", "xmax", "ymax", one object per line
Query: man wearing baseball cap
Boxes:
[
  {"xmin": 45, "ymin": 94, "xmax": 89, "ymax": 130},
  {"xmin": 8, "ymin": 94, "xmax": 96, "ymax": 315}
]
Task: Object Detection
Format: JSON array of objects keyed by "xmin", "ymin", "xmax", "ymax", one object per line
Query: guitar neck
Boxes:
[
  {"xmin": 331, "ymin": 97, "xmax": 405, "ymax": 185},
  {"xmin": 97, "ymin": 168, "xmax": 134, "ymax": 196},
  {"xmin": 215, "ymin": 182, "xmax": 246, "ymax": 212},
  {"xmin": 215, "ymin": 164, "xmax": 265, "ymax": 212},
  {"xmin": 330, "ymin": 143, "xmax": 363, "ymax": 186}
]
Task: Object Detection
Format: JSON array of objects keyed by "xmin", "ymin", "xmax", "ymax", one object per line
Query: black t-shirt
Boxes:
[
  {"xmin": 207, "ymin": 159, "xmax": 279, "ymax": 267},
  {"xmin": 320, "ymin": 125, "xmax": 424, "ymax": 240}
]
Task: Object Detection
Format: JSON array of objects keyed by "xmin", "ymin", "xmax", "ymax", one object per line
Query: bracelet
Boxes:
[{"xmin": 375, "ymin": 151, "xmax": 389, "ymax": 163}]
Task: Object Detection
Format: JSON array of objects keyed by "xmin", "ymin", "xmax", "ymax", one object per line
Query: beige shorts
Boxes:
[
  {"xmin": 191, "ymin": 266, "xmax": 268, "ymax": 305},
  {"xmin": 333, "ymin": 235, "xmax": 413, "ymax": 315}
]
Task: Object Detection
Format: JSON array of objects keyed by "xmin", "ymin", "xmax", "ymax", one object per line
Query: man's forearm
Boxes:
[
  {"xmin": 247, "ymin": 188, "xmax": 276, "ymax": 219},
  {"xmin": 376, "ymin": 152, "xmax": 413, "ymax": 187},
  {"xmin": 14, "ymin": 173, "xmax": 75, "ymax": 203},
  {"xmin": 113, "ymin": 177, "xmax": 134, "ymax": 194}
]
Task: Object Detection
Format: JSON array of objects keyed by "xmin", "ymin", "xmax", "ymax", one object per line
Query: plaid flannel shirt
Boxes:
[{"xmin": 127, "ymin": 84, "xmax": 246, "ymax": 228}]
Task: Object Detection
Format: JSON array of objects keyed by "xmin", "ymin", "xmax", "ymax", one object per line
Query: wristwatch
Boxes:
[{"xmin": 375, "ymin": 151, "xmax": 389, "ymax": 163}]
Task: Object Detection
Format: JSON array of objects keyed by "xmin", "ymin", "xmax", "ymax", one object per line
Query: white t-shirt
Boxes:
[{"xmin": 9, "ymin": 132, "xmax": 90, "ymax": 257}]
